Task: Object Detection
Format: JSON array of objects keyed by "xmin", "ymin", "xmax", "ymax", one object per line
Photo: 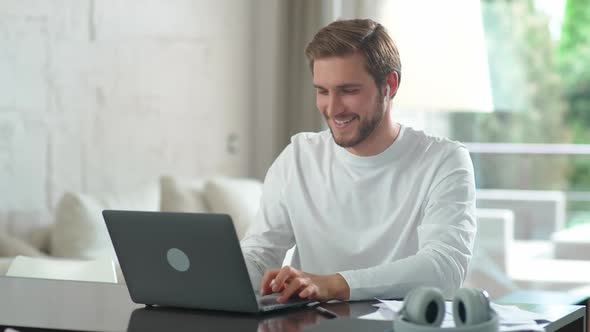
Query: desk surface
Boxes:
[{"xmin": 0, "ymin": 276, "xmax": 585, "ymax": 332}]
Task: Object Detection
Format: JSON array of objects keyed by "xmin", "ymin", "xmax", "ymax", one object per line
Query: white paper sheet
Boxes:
[
  {"xmin": 358, "ymin": 299, "xmax": 547, "ymax": 331},
  {"xmin": 359, "ymin": 308, "xmax": 395, "ymax": 320}
]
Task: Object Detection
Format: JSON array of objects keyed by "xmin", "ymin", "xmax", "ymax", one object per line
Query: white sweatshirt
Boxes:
[{"xmin": 241, "ymin": 125, "xmax": 476, "ymax": 300}]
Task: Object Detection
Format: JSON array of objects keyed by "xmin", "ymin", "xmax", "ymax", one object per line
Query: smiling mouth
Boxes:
[
  {"xmin": 335, "ymin": 117, "xmax": 355, "ymax": 125},
  {"xmin": 333, "ymin": 115, "xmax": 358, "ymax": 127}
]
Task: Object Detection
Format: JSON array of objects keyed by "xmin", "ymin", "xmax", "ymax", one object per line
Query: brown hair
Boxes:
[{"xmin": 304, "ymin": 19, "xmax": 401, "ymax": 95}]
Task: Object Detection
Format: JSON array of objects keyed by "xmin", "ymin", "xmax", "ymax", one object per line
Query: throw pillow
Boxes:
[
  {"xmin": 160, "ymin": 175, "xmax": 209, "ymax": 212},
  {"xmin": 203, "ymin": 177, "xmax": 262, "ymax": 240},
  {"xmin": 50, "ymin": 182, "xmax": 160, "ymax": 260},
  {"xmin": 25, "ymin": 224, "xmax": 53, "ymax": 254}
]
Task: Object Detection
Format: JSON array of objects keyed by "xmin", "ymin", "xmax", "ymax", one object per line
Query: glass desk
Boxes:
[{"xmin": 0, "ymin": 276, "xmax": 585, "ymax": 332}]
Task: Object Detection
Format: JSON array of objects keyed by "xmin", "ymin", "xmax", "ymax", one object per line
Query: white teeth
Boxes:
[{"xmin": 335, "ymin": 117, "xmax": 354, "ymax": 125}]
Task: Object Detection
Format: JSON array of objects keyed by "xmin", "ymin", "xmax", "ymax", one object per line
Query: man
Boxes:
[{"xmin": 241, "ymin": 19, "xmax": 476, "ymax": 303}]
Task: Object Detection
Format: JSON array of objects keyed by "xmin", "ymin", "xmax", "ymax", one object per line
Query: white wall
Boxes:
[{"xmin": 0, "ymin": 0, "xmax": 254, "ymax": 234}]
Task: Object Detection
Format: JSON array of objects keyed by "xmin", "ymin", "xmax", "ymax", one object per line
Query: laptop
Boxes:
[{"xmin": 102, "ymin": 210, "xmax": 312, "ymax": 313}]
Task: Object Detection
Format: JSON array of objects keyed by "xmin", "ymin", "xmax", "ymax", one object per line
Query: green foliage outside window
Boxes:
[
  {"xmin": 451, "ymin": 0, "xmax": 570, "ymax": 191},
  {"xmin": 558, "ymin": 0, "xmax": 590, "ymax": 189},
  {"xmin": 558, "ymin": 0, "xmax": 590, "ymax": 225}
]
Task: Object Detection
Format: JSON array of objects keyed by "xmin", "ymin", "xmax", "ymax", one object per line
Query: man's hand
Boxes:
[{"xmin": 260, "ymin": 266, "xmax": 350, "ymax": 303}]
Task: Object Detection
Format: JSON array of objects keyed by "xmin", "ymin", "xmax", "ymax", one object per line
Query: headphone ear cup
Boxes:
[
  {"xmin": 452, "ymin": 288, "xmax": 491, "ymax": 326},
  {"xmin": 403, "ymin": 287, "xmax": 445, "ymax": 327}
]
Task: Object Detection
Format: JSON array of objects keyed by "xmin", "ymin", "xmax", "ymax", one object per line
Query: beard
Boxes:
[{"xmin": 326, "ymin": 96, "xmax": 385, "ymax": 148}]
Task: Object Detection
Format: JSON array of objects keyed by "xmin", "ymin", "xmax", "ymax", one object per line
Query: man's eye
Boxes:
[
  {"xmin": 341, "ymin": 89, "xmax": 359, "ymax": 94},
  {"xmin": 317, "ymin": 90, "xmax": 328, "ymax": 95}
]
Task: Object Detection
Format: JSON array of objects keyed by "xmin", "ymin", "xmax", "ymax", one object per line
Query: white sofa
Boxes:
[
  {"xmin": 2, "ymin": 182, "xmax": 587, "ymax": 300},
  {"xmin": 0, "ymin": 175, "xmax": 263, "ymax": 282}
]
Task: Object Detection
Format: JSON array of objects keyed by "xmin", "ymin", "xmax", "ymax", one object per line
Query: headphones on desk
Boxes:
[{"xmin": 393, "ymin": 287, "xmax": 499, "ymax": 332}]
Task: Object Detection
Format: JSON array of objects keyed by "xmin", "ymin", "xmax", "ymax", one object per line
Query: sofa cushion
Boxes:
[
  {"xmin": 203, "ymin": 177, "xmax": 262, "ymax": 240},
  {"xmin": 0, "ymin": 257, "xmax": 14, "ymax": 276},
  {"xmin": 160, "ymin": 175, "xmax": 209, "ymax": 213},
  {"xmin": 6, "ymin": 255, "xmax": 118, "ymax": 283},
  {"xmin": 552, "ymin": 223, "xmax": 590, "ymax": 260},
  {"xmin": 25, "ymin": 224, "xmax": 53, "ymax": 254},
  {"xmin": 463, "ymin": 208, "xmax": 517, "ymax": 299},
  {"xmin": 50, "ymin": 183, "xmax": 160, "ymax": 260},
  {"xmin": 0, "ymin": 233, "xmax": 45, "ymax": 258},
  {"xmin": 476, "ymin": 189, "xmax": 565, "ymax": 240}
]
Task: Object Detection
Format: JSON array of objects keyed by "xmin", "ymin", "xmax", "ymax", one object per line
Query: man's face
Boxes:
[{"xmin": 313, "ymin": 53, "xmax": 385, "ymax": 148}]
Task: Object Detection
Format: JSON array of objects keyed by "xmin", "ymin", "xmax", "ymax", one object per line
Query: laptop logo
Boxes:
[{"xmin": 166, "ymin": 248, "xmax": 190, "ymax": 272}]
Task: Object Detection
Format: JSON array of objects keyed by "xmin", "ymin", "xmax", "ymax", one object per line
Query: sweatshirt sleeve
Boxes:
[
  {"xmin": 338, "ymin": 145, "xmax": 477, "ymax": 300},
  {"xmin": 240, "ymin": 144, "xmax": 296, "ymax": 292}
]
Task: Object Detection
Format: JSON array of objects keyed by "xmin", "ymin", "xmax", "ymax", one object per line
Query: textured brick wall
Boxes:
[{"xmin": 0, "ymin": 0, "xmax": 253, "ymax": 234}]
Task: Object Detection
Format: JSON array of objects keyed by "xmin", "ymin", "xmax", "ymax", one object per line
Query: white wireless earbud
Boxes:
[{"xmin": 385, "ymin": 85, "xmax": 391, "ymax": 101}]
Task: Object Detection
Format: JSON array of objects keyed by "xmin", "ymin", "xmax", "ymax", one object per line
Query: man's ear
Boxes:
[{"xmin": 385, "ymin": 71, "xmax": 400, "ymax": 99}]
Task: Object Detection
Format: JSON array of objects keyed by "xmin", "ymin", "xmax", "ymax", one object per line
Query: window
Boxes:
[{"xmin": 384, "ymin": 0, "xmax": 590, "ymax": 228}]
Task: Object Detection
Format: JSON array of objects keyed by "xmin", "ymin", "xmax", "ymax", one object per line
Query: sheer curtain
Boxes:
[{"xmin": 250, "ymin": 0, "xmax": 384, "ymax": 179}]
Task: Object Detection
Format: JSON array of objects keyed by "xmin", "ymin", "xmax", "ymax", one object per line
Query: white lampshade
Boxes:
[{"xmin": 381, "ymin": 0, "xmax": 494, "ymax": 112}]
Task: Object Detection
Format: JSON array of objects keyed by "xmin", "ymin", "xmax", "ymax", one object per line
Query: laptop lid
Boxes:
[{"xmin": 103, "ymin": 210, "xmax": 261, "ymax": 313}]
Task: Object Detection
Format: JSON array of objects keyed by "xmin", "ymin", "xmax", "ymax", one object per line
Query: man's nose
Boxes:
[{"xmin": 326, "ymin": 94, "xmax": 344, "ymax": 116}]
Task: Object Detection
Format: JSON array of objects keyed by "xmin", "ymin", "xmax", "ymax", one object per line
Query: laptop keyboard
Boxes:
[
  {"xmin": 257, "ymin": 294, "xmax": 282, "ymax": 306},
  {"xmin": 260, "ymin": 301, "xmax": 287, "ymax": 311},
  {"xmin": 256, "ymin": 294, "xmax": 311, "ymax": 311}
]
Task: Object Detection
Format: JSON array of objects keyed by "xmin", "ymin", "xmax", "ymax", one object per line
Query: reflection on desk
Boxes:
[
  {"xmin": 127, "ymin": 302, "xmax": 353, "ymax": 332},
  {"xmin": 127, "ymin": 302, "xmax": 350, "ymax": 332},
  {"xmin": 128, "ymin": 305, "xmax": 313, "ymax": 332}
]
